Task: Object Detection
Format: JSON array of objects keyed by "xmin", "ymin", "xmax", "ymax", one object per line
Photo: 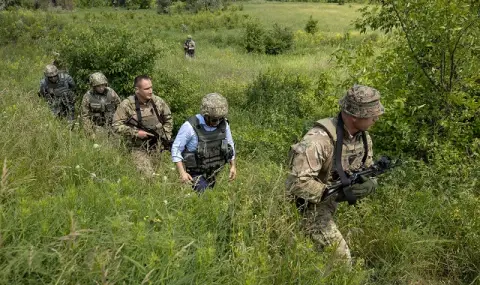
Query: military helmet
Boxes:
[
  {"xmin": 89, "ymin": 72, "xmax": 108, "ymax": 87},
  {"xmin": 44, "ymin": 64, "xmax": 58, "ymax": 77},
  {"xmin": 200, "ymin": 93, "xmax": 228, "ymax": 118},
  {"xmin": 339, "ymin": 84, "xmax": 384, "ymax": 118},
  {"xmin": 187, "ymin": 35, "xmax": 192, "ymax": 39}
]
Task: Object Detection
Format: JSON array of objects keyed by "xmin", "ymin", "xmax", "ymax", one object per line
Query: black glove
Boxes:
[{"xmin": 335, "ymin": 175, "xmax": 378, "ymax": 203}]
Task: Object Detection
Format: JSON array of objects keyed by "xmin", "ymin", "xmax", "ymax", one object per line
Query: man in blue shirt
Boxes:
[{"xmin": 171, "ymin": 93, "xmax": 236, "ymax": 192}]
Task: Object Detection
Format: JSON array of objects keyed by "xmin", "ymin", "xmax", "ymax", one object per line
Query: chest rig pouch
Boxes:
[
  {"xmin": 182, "ymin": 116, "xmax": 233, "ymax": 174},
  {"xmin": 89, "ymin": 89, "xmax": 116, "ymax": 126}
]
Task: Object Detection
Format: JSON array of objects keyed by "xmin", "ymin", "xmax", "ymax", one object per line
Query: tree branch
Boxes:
[{"xmin": 390, "ymin": 0, "xmax": 441, "ymax": 91}]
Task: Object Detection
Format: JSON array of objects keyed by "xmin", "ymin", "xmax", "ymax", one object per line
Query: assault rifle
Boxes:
[
  {"xmin": 321, "ymin": 156, "xmax": 401, "ymax": 201},
  {"xmin": 125, "ymin": 116, "xmax": 172, "ymax": 150}
]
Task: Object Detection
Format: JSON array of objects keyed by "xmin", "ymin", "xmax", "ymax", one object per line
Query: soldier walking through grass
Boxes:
[
  {"xmin": 38, "ymin": 64, "xmax": 76, "ymax": 122},
  {"xmin": 81, "ymin": 72, "xmax": 122, "ymax": 137},
  {"xmin": 286, "ymin": 85, "xmax": 384, "ymax": 264},
  {"xmin": 112, "ymin": 75, "xmax": 173, "ymax": 177}
]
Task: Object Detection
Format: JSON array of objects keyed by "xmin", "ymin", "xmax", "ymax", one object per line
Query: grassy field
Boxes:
[{"xmin": 1, "ymin": 1, "xmax": 479, "ymax": 284}]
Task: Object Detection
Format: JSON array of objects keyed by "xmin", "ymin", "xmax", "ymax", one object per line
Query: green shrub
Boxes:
[
  {"xmin": 336, "ymin": 0, "xmax": 480, "ymax": 159},
  {"xmin": 304, "ymin": 15, "xmax": 318, "ymax": 34},
  {"xmin": 243, "ymin": 20, "xmax": 265, "ymax": 53},
  {"xmin": 238, "ymin": 69, "xmax": 334, "ymax": 160},
  {"xmin": 0, "ymin": 9, "xmax": 66, "ymax": 46},
  {"xmin": 57, "ymin": 24, "xmax": 160, "ymax": 98},
  {"xmin": 184, "ymin": 0, "xmax": 230, "ymax": 13},
  {"xmin": 264, "ymin": 23, "xmax": 293, "ymax": 55},
  {"xmin": 156, "ymin": 0, "xmax": 172, "ymax": 13},
  {"xmin": 153, "ymin": 69, "xmax": 201, "ymax": 126}
]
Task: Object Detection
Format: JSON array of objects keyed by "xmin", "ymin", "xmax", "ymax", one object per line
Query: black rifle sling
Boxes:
[
  {"xmin": 134, "ymin": 95, "xmax": 163, "ymax": 125},
  {"xmin": 134, "ymin": 95, "xmax": 143, "ymax": 124},
  {"xmin": 335, "ymin": 113, "xmax": 368, "ymax": 205}
]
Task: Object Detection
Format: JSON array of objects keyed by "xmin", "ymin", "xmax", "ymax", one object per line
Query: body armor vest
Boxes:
[
  {"xmin": 130, "ymin": 96, "xmax": 164, "ymax": 149},
  {"xmin": 87, "ymin": 88, "xmax": 116, "ymax": 126},
  {"xmin": 315, "ymin": 116, "xmax": 369, "ymax": 205},
  {"xmin": 314, "ymin": 117, "xmax": 368, "ymax": 176},
  {"xmin": 45, "ymin": 73, "xmax": 71, "ymax": 98},
  {"xmin": 182, "ymin": 116, "xmax": 234, "ymax": 174}
]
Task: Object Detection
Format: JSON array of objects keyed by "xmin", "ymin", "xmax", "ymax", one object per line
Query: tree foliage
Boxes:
[
  {"xmin": 337, "ymin": 0, "xmax": 480, "ymax": 160},
  {"xmin": 304, "ymin": 15, "xmax": 318, "ymax": 34},
  {"xmin": 57, "ymin": 25, "xmax": 160, "ymax": 97}
]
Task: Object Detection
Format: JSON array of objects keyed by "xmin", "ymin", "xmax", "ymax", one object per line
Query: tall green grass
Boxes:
[{"xmin": 1, "ymin": 3, "xmax": 479, "ymax": 284}]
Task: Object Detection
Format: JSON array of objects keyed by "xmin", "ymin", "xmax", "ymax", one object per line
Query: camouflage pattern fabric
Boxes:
[
  {"xmin": 131, "ymin": 149, "xmax": 156, "ymax": 177},
  {"xmin": 51, "ymin": 88, "xmax": 76, "ymax": 121},
  {"xmin": 184, "ymin": 38, "xmax": 195, "ymax": 58},
  {"xmin": 44, "ymin": 64, "xmax": 58, "ymax": 77},
  {"xmin": 200, "ymin": 93, "xmax": 228, "ymax": 118},
  {"xmin": 285, "ymin": 117, "xmax": 374, "ymax": 264},
  {"xmin": 302, "ymin": 197, "xmax": 351, "ymax": 262},
  {"xmin": 89, "ymin": 72, "xmax": 108, "ymax": 86},
  {"xmin": 339, "ymin": 84, "xmax": 384, "ymax": 118},
  {"xmin": 112, "ymin": 94, "xmax": 173, "ymax": 149},
  {"xmin": 39, "ymin": 72, "xmax": 76, "ymax": 121},
  {"xmin": 81, "ymin": 87, "xmax": 121, "ymax": 134}
]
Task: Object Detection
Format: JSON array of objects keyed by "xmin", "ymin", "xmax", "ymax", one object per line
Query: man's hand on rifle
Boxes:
[
  {"xmin": 137, "ymin": 130, "xmax": 155, "ymax": 139},
  {"xmin": 336, "ymin": 175, "xmax": 378, "ymax": 202}
]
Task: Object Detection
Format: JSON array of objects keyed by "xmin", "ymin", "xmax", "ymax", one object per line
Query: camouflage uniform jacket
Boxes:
[
  {"xmin": 112, "ymin": 95, "xmax": 173, "ymax": 148},
  {"xmin": 39, "ymin": 73, "xmax": 75, "ymax": 104},
  {"xmin": 184, "ymin": 39, "xmax": 196, "ymax": 50},
  {"xmin": 285, "ymin": 117, "xmax": 374, "ymax": 204},
  {"xmin": 81, "ymin": 87, "xmax": 121, "ymax": 129}
]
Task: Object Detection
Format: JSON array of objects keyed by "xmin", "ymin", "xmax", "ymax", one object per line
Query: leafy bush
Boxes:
[
  {"xmin": 243, "ymin": 20, "xmax": 265, "ymax": 53},
  {"xmin": 243, "ymin": 21, "xmax": 293, "ymax": 55},
  {"xmin": 153, "ymin": 69, "xmax": 201, "ymax": 125},
  {"xmin": 156, "ymin": 0, "xmax": 172, "ymax": 13},
  {"xmin": 0, "ymin": 9, "xmax": 66, "ymax": 46},
  {"xmin": 335, "ymin": 0, "xmax": 480, "ymax": 160},
  {"xmin": 238, "ymin": 69, "xmax": 337, "ymax": 160},
  {"xmin": 57, "ymin": 24, "xmax": 160, "ymax": 97},
  {"xmin": 184, "ymin": 0, "xmax": 230, "ymax": 13},
  {"xmin": 264, "ymin": 23, "xmax": 293, "ymax": 55},
  {"xmin": 304, "ymin": 15, "xmax": 318, "ymax": 34}
]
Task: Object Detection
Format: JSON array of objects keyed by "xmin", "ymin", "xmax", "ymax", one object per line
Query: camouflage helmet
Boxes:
[
  {"xmin": 187, "ymin": 35, "xmax": 192, "ymax": 39},
  {"xmin": 339, "ymin": 84, "xmax": 384, "ymax": 118},
  {"xmin": 89, "ymin": 72, "xmax": 108, "ymax": 87},
  {"xmin": 44, "ymin": 64, "xmax": 58, "ymax": 77},
  {"xmin": 200, "ymin": 93, "xmax": 228, "ymax": 118}
]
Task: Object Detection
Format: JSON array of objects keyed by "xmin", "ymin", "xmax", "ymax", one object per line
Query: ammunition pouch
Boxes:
[{"xmin": 90, "ymin": 102, "xmax": 104, "ymax": 112}]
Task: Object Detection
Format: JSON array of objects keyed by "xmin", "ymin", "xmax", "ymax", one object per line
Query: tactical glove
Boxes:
[{"xmin": 335, "ymin": 175, "xmax": 378, "ymax": 203}]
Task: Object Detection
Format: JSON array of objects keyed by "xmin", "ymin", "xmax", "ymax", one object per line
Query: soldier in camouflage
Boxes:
[
  {"xmin": 81, "ymin": 72, "xmax": 122, "ymax": 136},
  {"xmin": 285, "ymin": 85, "xmax": 384, "ymax": 264},
  {"xmin": 112, "ymin": 75, "xmax": 173, "ymax": 177},
  {"xmin": 39, "ymin": 64, "xmax": 76, "ymax": 121},
  {"xmin": 184, "ymin": 35, "xmax": 196, "ymax": 59},
  {"xmin": 171, "ymin": 93, "xmax": 236, "ymax": 192}
]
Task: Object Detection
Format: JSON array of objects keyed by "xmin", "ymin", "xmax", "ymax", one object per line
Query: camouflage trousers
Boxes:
[
  {"xmin": 131, "ymin": 148, "xmax": 162, "ymax": 178},
  {"xmin": 301, "ymin": 196, "xmax": 352, "ymax": 264}
]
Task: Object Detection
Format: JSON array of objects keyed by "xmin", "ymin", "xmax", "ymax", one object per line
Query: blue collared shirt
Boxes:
[{"xmin": 171, "ymin": 114, "xmax": 236, "ymax": 163}]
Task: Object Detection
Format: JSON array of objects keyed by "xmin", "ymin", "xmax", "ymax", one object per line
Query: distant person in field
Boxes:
[
  {"xmin": 38, "ymin": 64, "xmax": 76, "ymax": 122},
  {"xmin": 184, "ymin": 35, "xmax": 196, "ymax": 59},
  {"xmin": 81, "ymin": 72, "xmax": 121, "ymax": 137},
  {"xmin": 171, "ymin": 93, "xmax": 236, "ymax": 192},
  {"xmin": 285, "ymin": 85, "xmax": 384, "ymax": 265},
  {"xmin": 112, "ymin": 75, "xmax": 173, "ymax": 177}
]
